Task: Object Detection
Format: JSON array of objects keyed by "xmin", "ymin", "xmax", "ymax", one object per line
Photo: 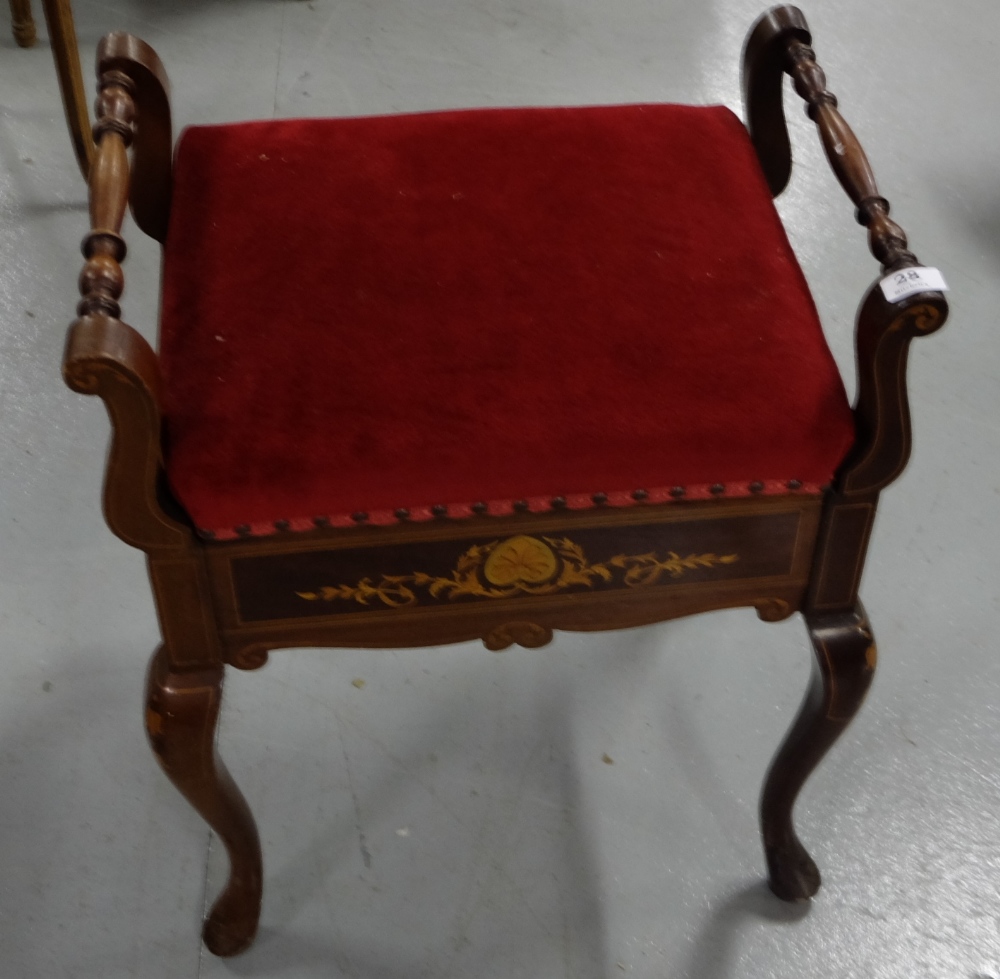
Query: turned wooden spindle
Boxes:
[
  {"xmin": 785, "ymin": 39, "xmax": 917, "ymax": 272},
  {"xmin": 77, "ymin": 70, "xmax": 136, "ymax": 320}
]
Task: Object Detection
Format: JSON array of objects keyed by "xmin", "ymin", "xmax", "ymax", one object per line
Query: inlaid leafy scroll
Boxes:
[{"xmin": 296, "ymin": 534, "xmax": 738, "ymax": 610}]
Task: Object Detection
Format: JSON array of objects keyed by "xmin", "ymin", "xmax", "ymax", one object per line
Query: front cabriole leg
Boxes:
[
  {"xmin": 146, "ymin": 646, "xmax": 263, "ymax": 956},
  {"xmin": 760, "ymin": 604, "xmax": 876, "ymax": 900},
  {"xmin": 744, "ymin": 3, "xmax": 949, "ymax": 904}
]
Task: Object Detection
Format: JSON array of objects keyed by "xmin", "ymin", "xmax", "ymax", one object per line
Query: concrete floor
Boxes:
[{"xmin": 1, "ymin": 0, "xmax": 999, "ymax": 976}]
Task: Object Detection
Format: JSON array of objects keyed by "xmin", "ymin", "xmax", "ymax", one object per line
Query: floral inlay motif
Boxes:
[{"xmin": 295, "ymin": 535, "xmax": 738, "ymax": 610}]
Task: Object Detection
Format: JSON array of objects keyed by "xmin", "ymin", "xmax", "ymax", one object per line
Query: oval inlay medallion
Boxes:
[{"xmin": 483, "ymin": 535, "xmax": 558, "ymax": 587}]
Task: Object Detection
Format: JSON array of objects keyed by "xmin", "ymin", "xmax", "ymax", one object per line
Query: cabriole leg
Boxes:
[
  {"xmin": 145, "ymin": 646, "xmax": 263, "ymax": 956},
  {"xmin": 760, "ymin": 603, "xmax": 876, "ymax": 900}
]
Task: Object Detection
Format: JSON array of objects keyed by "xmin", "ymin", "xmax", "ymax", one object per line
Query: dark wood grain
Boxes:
[
  {"xmin": 230, "ymin": 509, "xmax": 802, "ymax": 623},
  {"xmin": 760, "ymin": 603, "xmax": 876, "ymax": 899},
  {"xmin": 200, "ymin": 497, "xmax": 820, "ymax": 671}
]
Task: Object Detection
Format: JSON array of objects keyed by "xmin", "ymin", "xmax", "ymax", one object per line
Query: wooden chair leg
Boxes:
[
  {"xmin": 38, "ymin": 0, "xmax": 93, "ymax": 178},
  {"xmin": 759, "ymin": 603, "xmax": 876, "ymax": 900},
  {"xmin": 10, "ymin": 0, "xmax": 36, "ymax": 46},
  {"xmin": 145, "ymin": 646, "xmax": 263, "ymax": 957}
]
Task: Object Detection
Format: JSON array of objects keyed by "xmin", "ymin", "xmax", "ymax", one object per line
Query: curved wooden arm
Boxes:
[
  {"xmin": 838, "ymin": 286, "xmax": 949, "ymax": 497},
  {"xmin": 742, "ymin": 5, "xmax": 811, "ymax": 196},
  {"xmin": 97, "ymin": 33, "xmax": 173, "ymax": 243},
  {"xmin": 745, "ymin": 6, "xmax": 917, "ymax": 272},
  {"xmin": 783, "ymin": 37, "xmax": 918, "ymax": 272},
  {"xmin": 806, "ymin": 283, "xmax": 949, "ymax": 612},
  {"xmin": 64, "ymin": 50, "xmax": 189, "ymax": 551},
  {"xmin": 745, "ymin": 6, "xmax": 950, "ymax": 497},
  {"xmin": 744, "ymin": 8, "xmax": 951, "ymax": 614},
  {"xmin": 64, "ymin": 316, "xmax": 189, "ymax": 550}
]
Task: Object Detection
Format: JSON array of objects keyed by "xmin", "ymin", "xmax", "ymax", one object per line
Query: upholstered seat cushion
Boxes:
[{"xmin": 159, "ymin": 103, "xmax": 854, "ymax": 539}]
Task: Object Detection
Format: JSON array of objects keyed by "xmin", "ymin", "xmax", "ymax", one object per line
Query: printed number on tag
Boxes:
[{"xmin": 879, "ymin": 267, "xmax": 949, "ymax": 303}]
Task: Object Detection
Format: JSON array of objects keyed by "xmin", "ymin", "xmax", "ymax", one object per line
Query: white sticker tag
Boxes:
[{"xmin": 879, "ymin": 266, "xmax": 949, "ymax": 303}]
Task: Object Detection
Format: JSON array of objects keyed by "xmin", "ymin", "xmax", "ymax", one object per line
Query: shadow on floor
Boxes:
[{"xmin": 679, "ymin": 880, "xmax": 811, "ymax": 979}]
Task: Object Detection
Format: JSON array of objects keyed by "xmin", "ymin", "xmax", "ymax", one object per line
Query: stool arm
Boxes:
[
  {"xmin": 783, "ymin": 36, "xmax": 919, "ymax": 273},
  {"xmin": 63, "ymin": 48, "xmax": 188, "ymax": 551},
  {"xmin": 742, "ymin": 5, "xmax": 811, "ymax": 197},
  {"xmin": 97, "ymin": 33, "xmax": 174, "ymax": 244},
  {"xmin": 745, "ymin": 6, "xmax": 949, "ymax": 499},
  {"xmin": 778, "ymin": 31, "xmax": 951, "ymax": 494},
  {"xmin": 837, "ymin": 287, "xmax": 948, "ymax": 497},
  {"xmin": 64, "ymin": 318, "xmax": 188, "ymax": 550},
  {"xmin": 746, "ymin": 6, "xmax": 928, "ymax": 275}
]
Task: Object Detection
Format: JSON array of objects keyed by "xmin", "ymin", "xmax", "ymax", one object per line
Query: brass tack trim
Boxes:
[
  {"xmin": 669, "ymin": 486, "xmax": 686, "ymax": 498},
  {"xmin": 592, "ymin": 492, "xmax": 608, "ymax": 505},
  {"xmin": 710, "ymin": 483, "xmax": 725, "ymax": 495},
  {"xmin": 632, "ymin": 489, "xmax": 648, "ymax": 501},
  {"xmin": 749, "ymin": 481, "xmax": 764, "ymax": 493}
]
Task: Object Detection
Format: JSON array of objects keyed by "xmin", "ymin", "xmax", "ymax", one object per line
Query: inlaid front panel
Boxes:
[{"xmin": 229, "ymin": 510, "xmax": 803, "ymax": 624}]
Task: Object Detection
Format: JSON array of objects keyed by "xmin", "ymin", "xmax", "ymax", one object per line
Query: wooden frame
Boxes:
[{"xmin": 62, "ymin": 7, "xmax": 948, "ymax": 957}]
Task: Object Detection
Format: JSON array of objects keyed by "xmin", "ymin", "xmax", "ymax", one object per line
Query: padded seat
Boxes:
[{"xmin": 159, "ymin": 103, "xmax": 854, "ymax": 539}]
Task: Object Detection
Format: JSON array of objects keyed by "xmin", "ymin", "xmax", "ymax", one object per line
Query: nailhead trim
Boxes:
[{"xmin": 206, "ymin": 478, "xmax": 829, "ymax": 539}]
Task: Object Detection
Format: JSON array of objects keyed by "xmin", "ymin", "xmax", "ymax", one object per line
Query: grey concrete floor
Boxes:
[{"xmin": 1, "ymin": 0, "xmax": 998, "ymax": 976}]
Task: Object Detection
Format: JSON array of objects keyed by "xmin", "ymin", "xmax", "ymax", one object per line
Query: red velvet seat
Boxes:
[{"xmin": 159, "ymin": 102, "xmax": 855, "ymax": 540}]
